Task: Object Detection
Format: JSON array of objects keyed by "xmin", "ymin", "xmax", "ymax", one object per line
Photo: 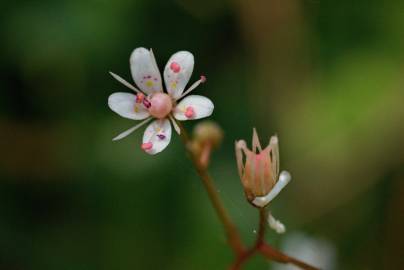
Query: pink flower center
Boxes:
[{"xmin": 148, "ymin": 93, "xmax": 173, "ymax": 119}]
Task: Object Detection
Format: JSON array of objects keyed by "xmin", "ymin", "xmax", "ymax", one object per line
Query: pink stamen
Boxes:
[
  {"xmin": 141, "ymin": 142, "xmax": 153, "ymax": 151},
  {"xmin": 143, "ymin": 98, "xmax": 151, "ymax": 108},
  {"xmin": 200, "ymin": 75, "xmax": 206, "ymax": 83},
  {"xmin": 170, "ymin": 62, "xmax": 181, "ymax": 73},
  {"xmin": 136, "ymin": 93, "xmax": 145, "ymax": 103},
  {"xmin": 185, "ymin": 106, "xmax": 195, "ymax": 118}
]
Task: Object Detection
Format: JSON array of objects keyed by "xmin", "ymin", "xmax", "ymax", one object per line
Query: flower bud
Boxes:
[
  {"xmin": 235, "ymin": 128, "xmax": 284, "ymax": 207},
  {"xmin": 191, "ymin": 121, "xmax": 224, "ymax": 168},
  {"xmin": 193, "ymin": 121, "xmax": 224, "ymax": 148}
]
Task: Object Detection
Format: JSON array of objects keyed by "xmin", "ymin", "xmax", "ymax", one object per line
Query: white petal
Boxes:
[
  {"xmin": 112, "ymin": 118, "xmax": 152, "ymax": 141},
  {"xmin": 108, "ymin": 92, "xmax": 150, "ymax": 120},
  {"xmin": 142, "ymin": 119, "xmax": 172, "ymax": 155},
  {"xmin": 267, "ymin": 212, "xmax": 286, "ymax": 234},
  {"xmin": 130, "ymin": 47, "xmax": 163, "ymax": 94},
  {"xmin": 164, "ymin": 51, "xmax": 194, "ymax": 99},
  {"xmin": 252, "ymin": 171, "xmax": 291, "ymax": 207},
  {"xmin": 270, "ymin": 135, "xmax": 280, "ymax": 180},
  {"xmin": 173, "ymin": 95, "xmax": 214, "ymax": 121},
  {"xmin": 252, "ymin": 128, "xmax": 262, "ymax": 152}
]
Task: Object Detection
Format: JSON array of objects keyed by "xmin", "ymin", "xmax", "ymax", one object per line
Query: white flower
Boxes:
[{"xmin": 108, "ymin": 47, "xmax": 214, "ymax": 155}]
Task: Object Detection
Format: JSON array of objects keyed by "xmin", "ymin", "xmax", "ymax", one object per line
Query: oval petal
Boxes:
[
  {"xmin": 173, "ymin": 95, "xmax": 214, "ymax": 121},
  {"xmin": 130, "ymin": 47, "xmax": 163, "ymax": 94},
  {"xmin": 164, "ymin": 51, "xmax": 194, "ymax": 99},
  {"xmin": 108, "ymin": 92, "xmax": 150, "ymax": 120},
  {"xmin": 142, "ymin": 119, "xmax": 172, "ymax": 155}
]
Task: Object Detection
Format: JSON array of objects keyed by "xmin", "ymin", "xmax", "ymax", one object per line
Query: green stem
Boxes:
[{"xmin": 177, "ymin": 122, "xmax": 245, "ymax": 255}]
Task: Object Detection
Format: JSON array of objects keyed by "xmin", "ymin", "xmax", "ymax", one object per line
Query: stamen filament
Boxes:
[
  {"xmin": 178, "ymin": 75, "xmax": 206, "ymax": 99},
  {"xmin": 109, "ymin": 71, "xmax": 143, "ymax": 94},
  {"xmin": 112, "ymin": 117, "xmax": 152, "ymax": 141},
  {"xmin": 169, "ymin": 115, "xmax": 181, "ymax": 135}
]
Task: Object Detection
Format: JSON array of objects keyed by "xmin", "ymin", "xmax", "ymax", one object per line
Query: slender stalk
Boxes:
[
  {"xmin": 258, "ymin": 244, "xmax": 320, "ymax": 270},
  {"xmin": 229, "ymin": 208, "xmax": 266, "ymax": 269},
  {"xmin": 256, "ymin": 208, "xmax": 267, "ymax": 246},
  {"xmin": 177, "ymin": 122, "xmax": 244, "ymax": 255},
  {"xmin": 176, "ymin": 121, "xmax": 320, "ymax": 270},
  {"xmin": 231, "ymin": 208, "xmax": 320, "ymax": 270}
]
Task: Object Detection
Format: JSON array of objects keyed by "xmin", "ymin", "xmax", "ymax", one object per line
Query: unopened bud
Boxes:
[
  {"xmin": 192, "ymin": 121, "xmax": 223, "ymax": 168},
  {"xmin": 193, "ymin": 121, "xmax": 224, "ymax": 148}
]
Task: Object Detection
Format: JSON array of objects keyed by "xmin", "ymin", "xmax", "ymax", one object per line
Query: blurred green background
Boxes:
[{"xmin": 1, "ymin": 0, "xmax": 403, "ymax": 269}]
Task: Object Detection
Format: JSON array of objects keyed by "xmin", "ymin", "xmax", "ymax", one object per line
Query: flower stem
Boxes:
[
  {"xmin": 229, "ymin": 208, "xmax": 267, "ymax": 269},
  {"xmin": 230, "ymin": 208, "xmax": 320, "ymax": 270},
  {"xmin": 176, "ymin": 121, "xmax": 320, "ymax": 270},
  {"xmin": 177, "ymin": 122, "xmax": 245, "ymax": 255}
]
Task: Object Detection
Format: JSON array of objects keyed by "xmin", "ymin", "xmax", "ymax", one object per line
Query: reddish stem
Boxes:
[
  {"xmin": 178, "ymin": 123, "xmax": 245, "ymax": 255},
  {"xmin": 229, "ymin": 208, "xmax": 266, "ymax": 270},
  {"xmin": 258, "ymin": 243, "xmax": 320, "ymax": 270},
  {"xmin": 199, "ymin": 142, "xmax": 212, "ymax": 169},
  {"xmin": 229, "ymin": 208, "xmax": 320, "ymax": 270},
  {"xmin": 177, "ymin": 121, "xmax": 320, "ymax": 270}
]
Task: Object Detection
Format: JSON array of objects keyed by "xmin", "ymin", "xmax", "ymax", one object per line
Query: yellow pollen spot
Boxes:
[
  {"xmin": 145, "ymin": 80, "xmax": 154, "ymax": 88},
  {"xmin": 170, "ymin": 81, "xmax": 177, "ymax": 89},
  {"xmin": 134, "ymin": 105, "xmax": 139, "ymax": 113}
]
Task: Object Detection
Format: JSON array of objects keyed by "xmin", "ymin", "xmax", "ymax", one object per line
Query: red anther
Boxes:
[
  {"xmin": 143, "ymin": 98, "xmax": 151, "ymax": 108},
  {"xmin": 185, "ymin": 106, "xmax": 195, "ymax": 118},
  {"xmin": 136, "ymin": 93, "xmax": 145, "ymax": 103},
  {"xmin": 170, "ymin": 62, "xmax": 181, "ymax": 73},
  {"xmin": 200, "ymin": 75, "xmax": 206, "ymax": 83},
  {"xmin": 141, "ymin": 142, "xmax": 153, "ymax": 151},
  {"xmin": 157, "ymin": 134, "xmax": 166, "ymax": 140}
]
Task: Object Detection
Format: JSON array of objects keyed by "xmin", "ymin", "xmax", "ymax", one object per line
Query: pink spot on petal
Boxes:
[
  {"xmin": 157, "ymin": 134, "xmax": 166, "ymax": 140},
  {"xmin": 170, "ymin": 62, "xmax": 181, "ymax": 73},
  {"xmin": 185, "ymin": 106, "xmax": 195, "ymax": 118},
  {"xmin": 141, "ymin": 142, "xmax": 153, "ymax": 151}
]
